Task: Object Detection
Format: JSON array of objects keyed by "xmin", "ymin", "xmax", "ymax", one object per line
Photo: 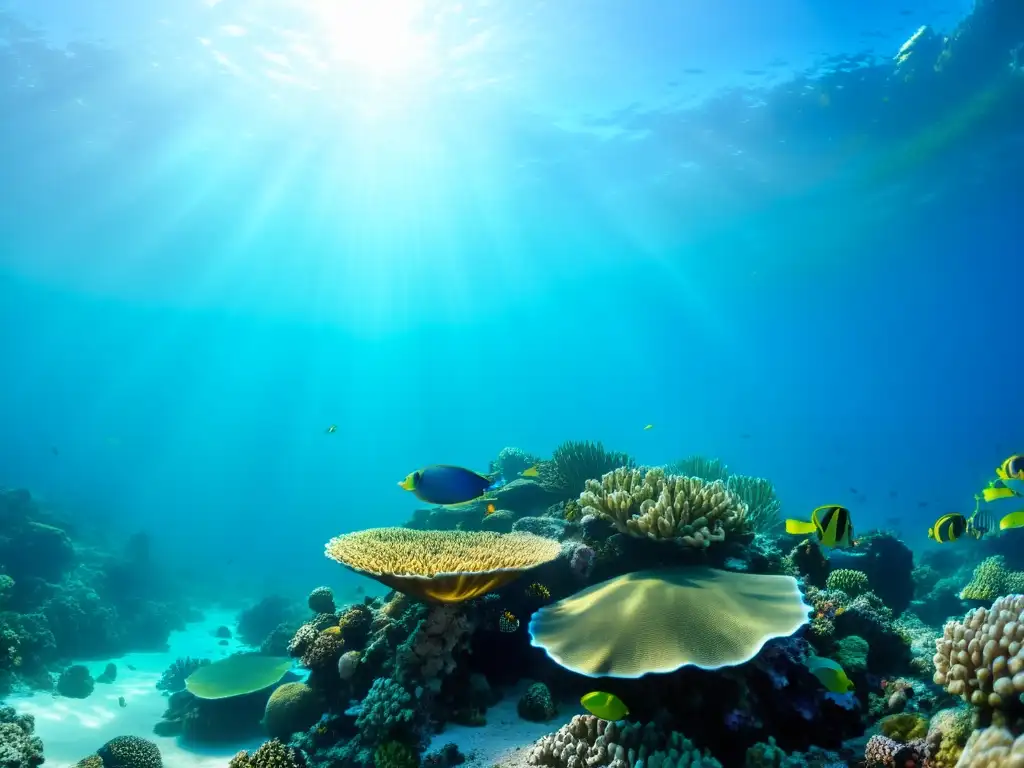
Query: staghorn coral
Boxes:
[
  {"xmin": 228, "ymin": 740, "xmax": 302, "ymax": 768},
  {"xmin": 538, "ymin": 440, "xmax": 635, "ymax": 500},
  {"xmin": 956, "ymin": 726, "xmax": 1024, "ymax": 766},
  {"xmin": 324, "ymin": 528, "xmax": 561, "ymax": 603},
  {"xmin": 933, "ymin": 593, "xmax": 1024, "ymax": 707},
  {"xmin": 825, "ymin": 569, "xmax": 871, "ymax": 599},
  {"xmin": 961, "ymin": 557, "xmax": 1024, "ymax": 602},
  {"xmin": 528, "ymin": 714, "xmax": 721, "ymax": 768},
  {"xmin": 579, "ymin": 467, "xmax": 747, "ymax": 548},
  {"xmin": 307, "ymin": 587, "xmax": 335, "ymax": 615},
  {"xmin": 0, "ymin": 705, "xmax": 43, "ymax": 768}
]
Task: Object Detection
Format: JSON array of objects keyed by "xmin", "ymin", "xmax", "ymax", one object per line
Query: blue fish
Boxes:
[{"xmin": 398, "ymin": 465, "xmax": 500, "ymax": 505}]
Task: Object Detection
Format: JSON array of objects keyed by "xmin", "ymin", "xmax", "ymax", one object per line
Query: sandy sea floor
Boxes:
[{"xmin": 9, "ymin": 611, "xmax": 569, "ymax": 768}]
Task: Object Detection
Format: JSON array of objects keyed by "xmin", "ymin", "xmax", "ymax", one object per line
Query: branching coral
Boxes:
[
  {"xmin": 960, "ymin": 557, "xmax": 1024, "ymax": 602},
  {"xmin": 933, "ymin": 593, "xmax": 1024, "ymax": 707},
  {"xmin": 579, "ymin": 467, "xmax": 747, "ymax": 548},
  {"xmin": 355, "ymin": 677, "xmax": 421, "ymax": 747},
  {"xmin": 528, "ymin": 714, "xmax": 721, "ymax": 768}
]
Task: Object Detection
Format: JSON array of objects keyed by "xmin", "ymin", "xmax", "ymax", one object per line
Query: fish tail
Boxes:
[{"xmin": 785, "ymin": 519, "xmax": 818, "ymax": 535}]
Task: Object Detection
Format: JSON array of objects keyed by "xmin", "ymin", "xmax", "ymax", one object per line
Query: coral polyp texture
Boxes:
[
  {"xmin": 579, "ymin": 467, "xmax": 748, "ymax": 548},
  {"xmin": 323, "ymin": 528, "xmax": 561, "ymax": 603},
  {"xmin": 528, "ymin": 713, "xmax": 721, "ymax": 768},
  {"xmin": 956, "ymin": 726, "xmax": 1024, "ymax": 766},
  {"xmin": 528, "ymin": 566, "xmax": 809, "ymax": 678},
  {"xmin": 933, "ymin": 593, "xmax": 1024, "ymax": 707},
  {"xmin": 960, "ymin": 557, "xmax": 1024, "ymax": 602}
]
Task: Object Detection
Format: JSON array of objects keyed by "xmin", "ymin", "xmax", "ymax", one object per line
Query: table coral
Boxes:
[{"xmin": 579, "ymin": 467, "xmax": 747, "ymax": 548}]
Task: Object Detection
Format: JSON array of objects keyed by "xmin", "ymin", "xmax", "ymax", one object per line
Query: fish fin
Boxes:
[
  {"xmin": 785, "ymin": 519, "xmax": 817, "ymax": 535},
  {"xmin": 927, "ymin": 527, "xmax": 935, "ymax": 540},
  {"xmin": 983, "ymin": 486, "xmax": 1015, "ymax": 502}
]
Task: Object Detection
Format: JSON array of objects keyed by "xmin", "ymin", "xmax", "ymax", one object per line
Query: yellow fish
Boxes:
[
  {"xmin": 581, "ymin": 691, "xmax": 629, "ymax": 721},
  {"xmin": 997, "ymin": 455, "xmax": 1024, "ymax": 495},
  {"xmin": 928, "ymin": 513, "xmax": 967, "ymax": 543},
  {"xmin": 804, "ymin": 656, "xmax": 854, "ymax": 694},
  {"xmin": 785, "ymin": 505, "xmax": 856, "ymax": 548},
  {"xmin": 999, "ymin": 511, "xmax": 1024, "ymax": 531},
  {"xmin": 643, "ymin": 424, "xmax": 654, "ymax": 430},
  {"xmin": 982, "ymin": 480, "xmax": 1019, "ymax": 503},
  {"xmin": 521, "ymin": 465, "xmax": 540, "ymax": 478}
]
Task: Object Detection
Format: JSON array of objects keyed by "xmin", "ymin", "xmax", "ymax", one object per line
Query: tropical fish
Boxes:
[
  {"xmin": 521, "ymin": 465, "xmax": 540, "ymax": 478},
  {"xmin": 997, "ymin": 455, "xmax": 1024, "ymax": 495},
  {"xmin": 967, "ymin": 506, "xmax": 995, "ymax": 539},
  {"xmin": 785, "ymin": 505, "xmax": 856, "ymax": 548},
  {"xmin": 644, "ymin": 424, "xmax": 654, "ymax": 430},
  {"xmin": 804, "ymin": 656, "xmax": 854, "ymax": 694},
  {"xmin": 581, "ymin": 691, "xmax": 629, "ymax": 721},
  {"xmin": 325, "ymin": 425, "xmax": 337, "ymax": 434},
  {"xmin": 486, "ymin": 503, "xmax": 496, "ymax": 516},
  {"xmin": 928, "ymin": 513, "xmax": 968, "ymax": 543},
  {"xmin": 499, "ymin": 611, "xmax": 519, "ymax": 633},
  {"xmin": 398, "ymin": 465, "xmax": 501, "ymax": 505},
  {"xmin": 118, "ymin": 696, "xmax": 126, "ymax": 708},
  {"xmin": 982, "ymin": 479, "xmax": 1019, "ymax": 503},
  {"xmin": 525, "ymin": 582, "xmax": 550, "ymax": 600},
  {"xmin": 999, "ymin": 511, "xmax": 1024, "ymax": 531}
]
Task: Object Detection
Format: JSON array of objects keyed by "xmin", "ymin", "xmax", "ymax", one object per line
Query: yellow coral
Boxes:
[
  {"xmin": 928, "ymin": 706, "xmax": 973, "ymax": 768},
  {"xmin": 825, "ymin": 568, "xmax": 870, "ymax": 598},
  {"xmin": 320, "ymin": 626, "xmax": 341, "ymax": 637},
  {"xmin": 879, "ymin": 713, "xmax": 929, "ymax": 741},
  {"xmin": 579, "ymin": 467, "xmax": 747, "ymax": 548},
  {"xmin": 960, "ymin": 556, "xmax": 1024, "ymax": 601},
  {"xmin": 324, "ymin": 528, "xmax": 561, "ymax": 603}
]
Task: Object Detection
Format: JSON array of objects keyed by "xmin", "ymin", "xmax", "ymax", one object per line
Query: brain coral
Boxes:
[
  {"xmin": 324, "ymin": 528, "xmax": 561, "ymax": 603},
  {"xmin": 579, "ymin": 467, "xmax": 747, "ymax": 548},
  {"xmin": 933, "ymin": 593, "xmax": 1024, "ymax": 707},
  {"xmin": 528, "ymin": 714, "xmax": 721, "ymax": 768},
  {"xmin": 97, "ymin": 736, "xmax": 162, "ymax": 768},
  {"xmin": 263, "ymin": 682, "xmax": 321, "ymax": 741}
]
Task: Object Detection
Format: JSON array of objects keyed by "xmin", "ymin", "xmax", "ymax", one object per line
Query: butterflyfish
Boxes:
[
  {"xmin": 581, "ymin": 691, "xmax": 629, "ymax": 721},
  {"xmin": 999, "ymin": 511, "xmax": 1024, "ymax": 531},
  {"xmin": 499, "ymin": 610, "xmax": 519, "ymax": 633},
  {"xmin": 982, "ymin": 480, "xmax": 1020, "ymax": 503},
  {"xmin": 928, "ymin": 513, "xmax": 968, "ymax": 543},
  {"xmin": 785, "ymin": 505, "xmax": 856, "ymax": 548},
  {"xmin": 997, "ymin": 455, "xmax": 1024, "ymax": 495},
  {"xmin": 398, "ymin": 465, "xmax": 501, "ymax": 505}
]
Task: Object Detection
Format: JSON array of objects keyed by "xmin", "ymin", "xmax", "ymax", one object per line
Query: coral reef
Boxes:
[
  {"xmin": 264, "ymin": 682, "xmax": 322, "ymax": 740},
  {"xmin": 538, "ymin": 440, "xmax": 635, "ymax": 500},
  {"xmin": 156, "ymin": 657, "xmax": 211, "ymax": 694},
  {"xmin": 579, "ymin": 467, "xmax": 748, "ymax": 548},
  {"xmin": 960, "ymin": 557, "xmax": 1024, "ymax": 602},
  {"xmin": 528, "ymin": 714, "xmax": 721, "ymax": 767},
  {"xmin": 0, "ymin": 705, "xmax": 43, "ymax": 768},
  {"xmin": 825, "ymin": 569, "xmax": 870, "ymax": 599},
  {"xmin": 518, "ymin": 682, "xmax": 558, "ymax": 722},
  {"xmin": 933, "ymin": 592, "xmax": 1024, "ymax": 708},
  {"xmin": 96, "ymin": 736, "xmax": 163, "ymax": 768},
  {"xmin": 229, "ymin": 740, "xmax": 303, "ymax": 768},
  {"xmin": 957, "ymin": 726, "xmax": 1024, "ymax": 766}
]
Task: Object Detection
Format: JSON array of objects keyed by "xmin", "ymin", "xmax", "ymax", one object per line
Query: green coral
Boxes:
[
  {"xmin": 960, "ymin": 556, "xmax": 1024, "ymax": 601},
  {"xmin": 879, "ymin": 713, "xmax": 929, "ymax": 742},
  {"xmin": 667, "ymin": 456, "xmax": 729, "ymax": 482},
  {"xmin": 834, "ymin": 635, "xmax": 869, "ymax": 673},
  {"xmin": 263, "ymin": 682, "xmax": 321, "ymax": 740},
  {"xmin": 825, "ymin": 568, "xmax": 870, "ymax": 598},
  {"xmin": 373, "ymin": 742, "xmax": 418, "ymax": 768},
  {"xmin": 539, "ymin": 440, "xmax": 635, "ymax": 499}
]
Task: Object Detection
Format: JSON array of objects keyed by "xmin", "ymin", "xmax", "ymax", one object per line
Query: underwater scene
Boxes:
[{"xmin": 2, "ymin": 0, "xmax": 1024, "ymax": 766}]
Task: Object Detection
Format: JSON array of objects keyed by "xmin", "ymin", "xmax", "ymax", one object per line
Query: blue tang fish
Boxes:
[{"xmin": 398, "ymin": 464, "xmax": 501, "ymax": 505}]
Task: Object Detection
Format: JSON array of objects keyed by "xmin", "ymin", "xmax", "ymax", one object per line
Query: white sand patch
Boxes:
[
  {"xmin": 428, "ymin": 683, "xmax": 582, "ymax": 768},
  {"xmin": 10, "ymin": 609, "xmax": 264, "ymax": 768}
]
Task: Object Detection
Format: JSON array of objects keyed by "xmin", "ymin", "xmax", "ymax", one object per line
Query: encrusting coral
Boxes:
[
  {"xmin": 960, "ymin": 557, "xmax": 1024, "ymax": 602},
  {"xmin": 933, "ymin": 593, "xmax": 1024, "ymax": 707},
  {"xmin": 579, "ymin": 467, "xmax": 748, "ymax": 548},
  {"xmin": 324, "ymin": 528, "xmax": 561, "ymax": 603},
  {"xmin": 528, "ymin": 714, "xmax": 721, "ymax": 768}
]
